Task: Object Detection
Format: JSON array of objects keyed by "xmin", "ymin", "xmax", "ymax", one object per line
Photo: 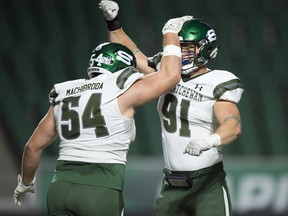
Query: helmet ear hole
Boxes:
[
  {"xmin": 198, "ymin": 39, "xmax": 207, "ymax": 46},
  {"xmin": 197, "ymin": 57, "xmax": 205, "ymax": 64},
  {"xmin": 87, "ymin": 42, "xmax": 136, "ymax": 78}
]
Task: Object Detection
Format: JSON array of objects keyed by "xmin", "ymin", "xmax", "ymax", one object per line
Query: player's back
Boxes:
[{"xmin": 50, "ymin": 69, "xmax": 143, "ymax": 164}]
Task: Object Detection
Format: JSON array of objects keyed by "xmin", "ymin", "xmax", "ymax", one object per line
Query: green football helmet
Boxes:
[
  {"xmin": 178, "ymin": 18, "xmax": 219, "ymax": 76},
  {"xmin": 87, "ymin": 42, "xmax": 136, "ymax": 78}
]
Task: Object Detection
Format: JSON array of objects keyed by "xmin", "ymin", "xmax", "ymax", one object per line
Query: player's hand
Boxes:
[
  {"xmin": 162, "ymin": 15, "xmax": 193, "ymax": 35},
  {"xmin": 183, "ymin": 134, "xmax": 221, "ymax": 156},
  {"xmin": 99, "ymin": 0, "xmax": 119, "ymax": 21},
  {"xmin": 13, "ymin": 175, "xmax": 36, "ymax": 206},
  {"xmin": 148, "ymin": 52, "xmax": 162, "ymax": 69}
]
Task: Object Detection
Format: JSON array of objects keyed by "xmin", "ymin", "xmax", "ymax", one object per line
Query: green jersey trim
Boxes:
[
  {"xmin": 213, "ymin": 79, "xmax": 242, "ymax": 99},
  {"xmin": 116, "ymin": 67, "xmax": 138, "ymax": 89}
]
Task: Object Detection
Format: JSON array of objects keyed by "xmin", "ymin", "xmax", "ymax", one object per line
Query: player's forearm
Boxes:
[
  {"xmin": 21, "ymin": 143, "xmax": 42, "ymax": 185},
  {"xmin": 100, "ymin": 1, "xmax": 154, "ymax": 75},
  {"xmin": 108, "ymin": 28, "xmax": 138, "ymax": 53},
  {"xmin": 108, "ymin": 29, "xmax": 154, "ymax": 75},
  {"xmin": 100, "ymin": 1, "xmax": 138, "ymax": 54},
  {"xmin": 159, "ymin": 33, "xmax": 182, "ymax": 85},
  {"xmin": 214, "ymin": 118, "xmax": 241, "ymax": 146},
  {"xmin": 20, "ymin": 109, "xmax": 57, "ymax": 185}
]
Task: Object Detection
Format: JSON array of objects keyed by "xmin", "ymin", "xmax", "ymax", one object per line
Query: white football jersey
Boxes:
[
  {"xmin": 157, "ymin": 69, "xmax": 244, "ymax": 171},
  {"xmin": 49, "ymin": 68, "xmax": 144, "ymax": 164}
]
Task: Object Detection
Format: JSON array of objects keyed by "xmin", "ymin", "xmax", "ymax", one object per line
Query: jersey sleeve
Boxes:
[
  {"xmin": 102, "ymin": 67, "xmax": 144, "ymax": 104},
  {"xmin": 115, "ymin": 67, "xmax": 144, "ymax": 90},
  {"xmin": 212, "ymin": 70, "xmax": 244, "ymax": 103},
  {"xmin": 48, "ymin": 87, "xmax": 58, "ymax": 105}
]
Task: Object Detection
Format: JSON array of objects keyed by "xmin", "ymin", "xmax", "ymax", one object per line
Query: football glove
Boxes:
[
  {"xmin": 99, "ymin": 0, "xmax": 119, "ymax": 21},
  {"xmin": 148, "ymin": 52, "xmax": 162, "ymax": 70},
  {"xmin": 183, "ymin": 134, "xmax": 221, "ymax": 156},
  {"xmin": 13, "ymin": 175, "xmax": 36, "ymax": 206},
  {"xmin": 162, "ymin": 15, "xmax": 193, "ymax": 35}
]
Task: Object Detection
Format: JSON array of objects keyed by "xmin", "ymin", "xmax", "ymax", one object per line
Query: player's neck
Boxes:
[{"xmin": 190, "ymin": 67, "xmax": 209, "ymax": 78}]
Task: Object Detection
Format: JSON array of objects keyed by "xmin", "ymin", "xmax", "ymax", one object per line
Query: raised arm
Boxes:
[
  {"xmin": 118, "ymin": 16, "xmax": 193, "ymax": 118},
  {"xmin": 99, "ymin": 0, "xmax": 155, "ymax": 75}
]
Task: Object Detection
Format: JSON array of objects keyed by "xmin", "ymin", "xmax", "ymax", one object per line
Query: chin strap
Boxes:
[
  {"xmin": 182, "ymin": 57, "xmax": 210, "ymax": 77},
  {"xmin": 181, "ymin": 63, "xmax": 198, "ymax": 76}
]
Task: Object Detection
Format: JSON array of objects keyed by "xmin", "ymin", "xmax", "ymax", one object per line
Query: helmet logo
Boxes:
[
  {"xmin": 89, "ymin": 53, "xmax": 113, "ymax": 66},
  {"xmin": 206, "ymin": 29, "xmax": 217, "ymax": 42},
  {"xmin": 116, "ymin": 50, "xmax": 134, "ymax": 66}
]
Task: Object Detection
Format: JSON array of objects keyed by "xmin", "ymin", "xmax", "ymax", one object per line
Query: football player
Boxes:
[
  {"xmin": 13, "ymin": 15, "xmax": 188, "ymax": 215},
  {"xmin": 99, "ymin": 1, "xmax": 244, "ymax": 215}
]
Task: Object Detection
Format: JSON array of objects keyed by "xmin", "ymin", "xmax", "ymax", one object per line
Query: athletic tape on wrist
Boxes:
[
  {"xmin": 162, "ymin": 45, "xmax": 181, "ymax": 57},
  {"xmin": 209, "ymin": 134, "xmax": 221, "ymax": 147},
  {"xmin": 106, "ymin": 16, "xmax": 122, "ymax": 31}
]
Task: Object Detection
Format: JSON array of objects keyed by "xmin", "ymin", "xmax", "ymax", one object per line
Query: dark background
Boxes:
[{"xmin": 1, "ymin": 0, "xmax": 288, "ymax": 215}]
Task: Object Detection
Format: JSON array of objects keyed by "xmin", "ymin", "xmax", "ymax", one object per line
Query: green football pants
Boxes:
[
  {"xmin": 47, "ymin": 181, "xmax": 124, "ymax": 216},
  {"xmin": 156, "ymin": 162, "xmax": 232, "ymax": 216}
]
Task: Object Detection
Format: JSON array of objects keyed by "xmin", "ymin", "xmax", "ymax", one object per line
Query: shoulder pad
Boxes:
[
  {"xmin": 213, "ymin": 78, "xmax": 242, "ymax": 98},
  {"xmin": 116, "ymin": 67, "xmax": 139, "ymax": 89},
  {"xmin": 48, "ymin": 87, "xmax": 58, "ymax": 105},
  {"xmin": 213, "ymin": 78, "xmax": 243, "ymax": 103}
]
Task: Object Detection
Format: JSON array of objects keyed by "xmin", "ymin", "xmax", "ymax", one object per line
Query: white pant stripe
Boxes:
[{"xmin": 222, "ymin": 186, "xmax": 230, "ymax": 216}]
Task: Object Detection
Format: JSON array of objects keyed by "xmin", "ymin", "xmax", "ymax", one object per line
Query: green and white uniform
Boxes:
[
  {"xmin": 47, "ymin": 68, "xmax": 143, "ymax": 216},
  {"xmin": 156, "ymin": 69, "xmax": 243, "ymax": 216},
  {"xmin": 158, "ymin": 70, "xmax": 243, "ymax": 170}
]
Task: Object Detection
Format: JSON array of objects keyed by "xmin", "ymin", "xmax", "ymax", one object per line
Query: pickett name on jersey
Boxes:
[
  {"xmin": 66, "ymin": 82, "xmax": 103, "ymax": 96},
  {"xmin": 171, "ymin": 83, "xmax": 203, "ymax": 101}
]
